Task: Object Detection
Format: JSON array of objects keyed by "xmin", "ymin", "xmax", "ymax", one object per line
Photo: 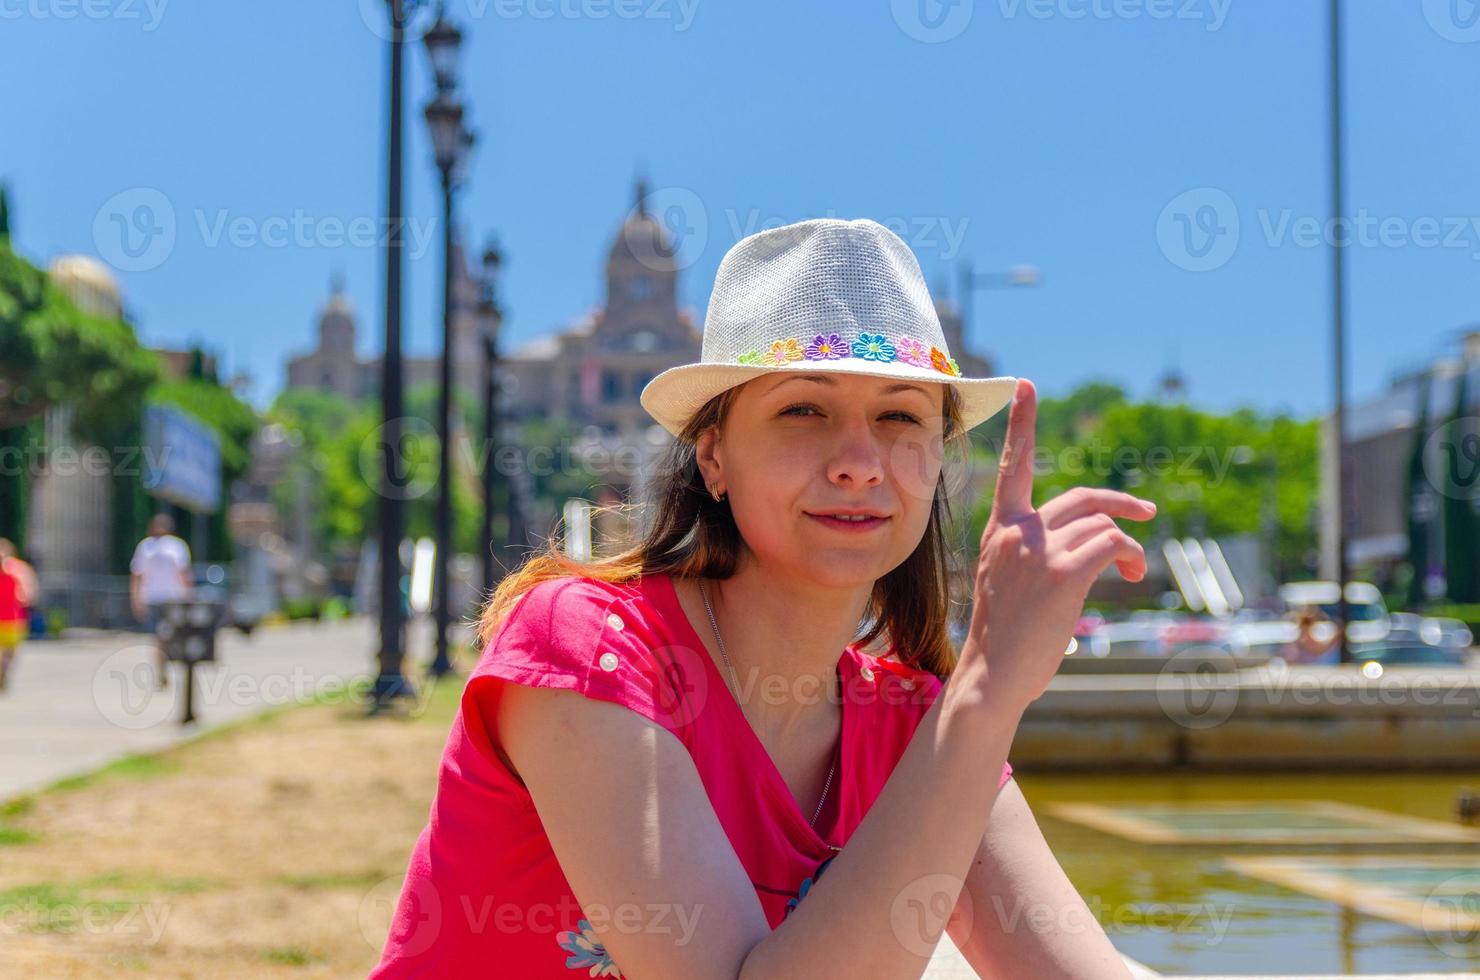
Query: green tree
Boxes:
[
  {"xmin": 0, "ymin": 243, "xmax": 159, "ymax": 548},
  {"xmin": 962, "ymin": 384, "xmax": 1319, "ymax": 602}
]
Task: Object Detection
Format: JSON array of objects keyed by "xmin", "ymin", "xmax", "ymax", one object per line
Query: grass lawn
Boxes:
[{"xmin": 0, "ymin": 658, "xmax": 471, "ymax": 979}]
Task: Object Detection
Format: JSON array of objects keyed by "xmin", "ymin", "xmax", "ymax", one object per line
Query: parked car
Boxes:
[{"xmin": 1277, "ymin": 581, "xmax": 1391, "ymax": 644}]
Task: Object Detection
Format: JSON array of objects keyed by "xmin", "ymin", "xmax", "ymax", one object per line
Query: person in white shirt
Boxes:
[{"xmin": 130, "ymin": 513, "xmax": 194, "ymax": 690}]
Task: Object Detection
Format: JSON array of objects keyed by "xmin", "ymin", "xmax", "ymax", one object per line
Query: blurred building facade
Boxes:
[
  {"xmin": 25, "ymin": 256, "xmax": 122, "ymax": 590},
  {"xmin": 285, "ymin": 245, "xmax": 484, "ymax": 401},
  {"xmin": 1321, "ymin": 329, "xmax": 1480, "ymax": 603},
  {"xmin": 501, "ymin": 180, "xmax": 702, "ymax": 438}
]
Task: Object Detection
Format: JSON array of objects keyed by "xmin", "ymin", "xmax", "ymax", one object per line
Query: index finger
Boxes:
[{"xmin": 991, "ymin": 378, "xmax": 1037, "ymax": 520}]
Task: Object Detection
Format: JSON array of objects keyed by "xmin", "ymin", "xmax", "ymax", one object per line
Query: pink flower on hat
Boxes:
[
  {"xmin": 895, "ymin": 336, "xmax": 931, "ymax": 368},
  {"xmin": 804, "ymin": 332, "xmax": 846, "ymax": 360},
  {"xmin": 762, "ymin": 338, "xmax": 804, "ymax": 367}
]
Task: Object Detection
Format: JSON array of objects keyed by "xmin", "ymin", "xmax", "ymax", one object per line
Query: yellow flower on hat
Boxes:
[{"xmin": 762, "ymin": 338, "xmax": 804, "ymax": 367}]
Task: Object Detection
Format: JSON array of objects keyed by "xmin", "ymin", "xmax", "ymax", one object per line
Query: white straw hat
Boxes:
[{"xmin": 639, "ymin": 217, "xmax": 1018, "ymax": 437}]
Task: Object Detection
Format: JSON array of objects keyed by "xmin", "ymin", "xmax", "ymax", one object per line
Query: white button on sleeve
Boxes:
[
  {"xmin": 606, "ymin": 613, "xmax": 625, "ymax": 631},
  {"xmin": 598, "ymin": 652, "xmax": 620, "ymax": 672}
]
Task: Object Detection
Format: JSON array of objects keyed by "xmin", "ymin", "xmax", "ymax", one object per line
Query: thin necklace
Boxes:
[{"xmin": 698, "ymin": 577, "xmax": 838, "ymax": 830}]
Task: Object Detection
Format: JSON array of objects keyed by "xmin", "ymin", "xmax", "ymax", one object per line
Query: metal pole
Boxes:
[
  {"xmin": 1330, "ymin": 0, "xmax": 1352, "ymax": 663},
  {"xmin": 431, "ymin": 173, "xmax": 455, "ymax": 677},
  {"xmin": 958, "ymin": 260, "xmax": 974, "ymax": 348},
  {"xmin": 374, "ymin": 0, "xmax": 413, "ymax": 704},
  {"xmin": 480, "ymin": 331, "xmax": 498, "ymax": 599}
]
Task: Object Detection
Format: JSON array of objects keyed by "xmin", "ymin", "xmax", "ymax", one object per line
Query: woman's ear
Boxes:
[{"xmin": 694, "ymin": 426, "xmax": 722, "ymax": 489}]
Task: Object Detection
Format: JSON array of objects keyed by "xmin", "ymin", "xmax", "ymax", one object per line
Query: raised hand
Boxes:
[{"xmin": 960, "ymin": 378, "xmax": 1157, "ymax": 710}]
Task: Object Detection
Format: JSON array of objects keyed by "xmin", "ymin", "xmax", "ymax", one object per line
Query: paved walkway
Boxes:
[{"xmin": 0, "ymin": 618, "xmax": 380, "ymax": 801}]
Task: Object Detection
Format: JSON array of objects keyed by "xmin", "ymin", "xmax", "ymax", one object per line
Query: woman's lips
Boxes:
[{"xmin": 806, "ymin": 513, "xmax": 890, "ymax": 533}]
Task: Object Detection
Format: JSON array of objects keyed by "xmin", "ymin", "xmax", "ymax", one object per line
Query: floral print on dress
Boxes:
[
  {"xmin": 557, "ymin": 918, "xmax": 623, "ymax": 978},
  {"xmin": 805, "ymin": 332, "xmax": 848, "ymax": 360},
  {"xmin": 784, "ymin": 853, "xmax": 838, "ymax": 919}
]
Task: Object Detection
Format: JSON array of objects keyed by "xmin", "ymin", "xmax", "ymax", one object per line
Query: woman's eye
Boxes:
[{"xmin": 779, "ymin": 405, "xmax": 920, "ymax": 425}]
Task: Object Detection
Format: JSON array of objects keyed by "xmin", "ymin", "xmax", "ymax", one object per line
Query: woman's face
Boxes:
[{"xmin": 697, "ymin": 371, "xmax": 947, "ymax": 589}]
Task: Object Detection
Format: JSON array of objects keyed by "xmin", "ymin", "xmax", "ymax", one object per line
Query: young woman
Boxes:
[{"xmin": 372, "ymin": 218, "xmax": 1154, "ymax": 978}]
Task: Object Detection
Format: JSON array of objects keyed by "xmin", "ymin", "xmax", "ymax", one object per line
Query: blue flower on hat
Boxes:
[{"xmin": 853, "ymin": 332, "xmax": 896, "ymax": 363}]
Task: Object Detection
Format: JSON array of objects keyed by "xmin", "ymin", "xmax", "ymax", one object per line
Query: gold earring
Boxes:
[{"xmin": 709, "ymin": 485, "xmax": 725, "ymax": 502}]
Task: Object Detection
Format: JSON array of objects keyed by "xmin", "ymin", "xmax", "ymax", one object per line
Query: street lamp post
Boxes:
[
  {"xmin": 423, "ymin": 8, "xmax": 470, "ymax": 678},
  {"xmin": 477, "ymin": 238, "xmax": 504, "ymax": 600},
  {"xmin": 1329, "ymin": 0, "xmax": 1353, "ymax": 664},
  {"xmin": 372, "ymin": 0, "xmax": 424, "ymax": 708},
  {"xmin": 957, "ymin": 260, "xmax": 1040, "ymax": 344}
]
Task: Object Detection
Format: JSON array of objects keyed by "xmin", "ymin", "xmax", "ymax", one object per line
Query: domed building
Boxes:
[
  {"xmin": 48, "ymin": 254, "xmax": 124, "ymax": 320},
  {"xmin": 286, "ymin": 238, "xmax": 490, "ymax": 403},
  {"xmin": 286, "ymin": 274, "xmax": 377, "ymax": 399},
  {"xmin": 502, "ymin": 178, "xmax": 702, "ymax": 436}
]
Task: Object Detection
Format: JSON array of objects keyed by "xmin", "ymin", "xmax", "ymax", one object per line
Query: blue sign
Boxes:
[{"xmin": 142, "ymin": 403, "xmax": 221, "ymax": 513}]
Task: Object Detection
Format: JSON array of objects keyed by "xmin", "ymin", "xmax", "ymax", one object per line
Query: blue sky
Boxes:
[{"xmin": 4, "ymin": 0, "xmax": 1479, "ymax": 418}]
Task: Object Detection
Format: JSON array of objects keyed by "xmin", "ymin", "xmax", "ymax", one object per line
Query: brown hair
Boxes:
[{"xmin": 475, "ymin": 383, "xmax": 973, "ymax": 679}]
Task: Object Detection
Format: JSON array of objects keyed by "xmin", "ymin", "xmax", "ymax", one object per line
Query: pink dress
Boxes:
[{"xmin": 371, "ymin": 572, "xmax": 1013, "ymax": 978}]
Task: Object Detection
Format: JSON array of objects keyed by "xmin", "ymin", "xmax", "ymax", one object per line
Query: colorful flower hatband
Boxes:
[{"xmin": 735, "ymin": 333, "xmax": 960, "ymax": 377}]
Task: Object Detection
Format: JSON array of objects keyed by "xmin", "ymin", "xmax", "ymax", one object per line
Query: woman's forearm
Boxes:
[{"xmin": 738, "ymin": 657, "xmax": 1023, "ymax": 979}]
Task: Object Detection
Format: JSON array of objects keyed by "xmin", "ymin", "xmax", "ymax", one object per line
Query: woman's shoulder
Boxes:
[
  {"xmin": 489, "ymin": 574, "xmax": 648, "ymax": 641},
  {"xmin": 471, "ymin": 572, "xmax": 700, "ymax": 735}
]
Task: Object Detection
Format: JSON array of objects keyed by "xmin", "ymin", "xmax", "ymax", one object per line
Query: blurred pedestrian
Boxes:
[
  {"xmin": 130, "ymin": 513, "xmax": 194, "ymax": 690},
  {"xmin": 0, "ymin": 538, "xmax": 37, "ymax": 693},
  {"xmin": 1285, "ymin": 608, "xmax": 1339, "ymax": 665}
]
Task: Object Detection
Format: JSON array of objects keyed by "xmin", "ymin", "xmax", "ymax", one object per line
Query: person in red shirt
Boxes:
[
  {"xmin": 373, "ymin": 219, "xmax": 1151, "ymax": 978},
  {"xmin": 0, "ymin": 538, "xmax": 38, "ymax": 693}
]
